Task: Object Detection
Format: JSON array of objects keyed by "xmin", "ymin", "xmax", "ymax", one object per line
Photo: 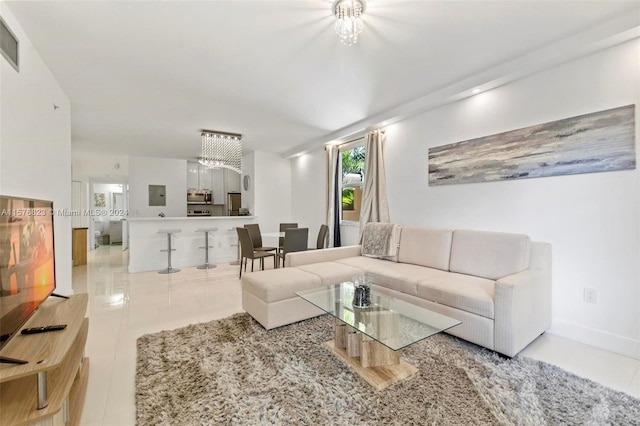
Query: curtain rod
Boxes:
[
  {"xmin": 325, "ymin": 129, "xmax": 386, "ymax": 150},
  {"xmin": 341, "ymin": 136, "xmax": 365, "ymax": 146}
]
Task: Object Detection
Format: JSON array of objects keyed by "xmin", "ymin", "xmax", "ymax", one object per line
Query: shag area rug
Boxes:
[{"xmin": 136, "ymin": 313, "xmax": 640, "ymax": 425}]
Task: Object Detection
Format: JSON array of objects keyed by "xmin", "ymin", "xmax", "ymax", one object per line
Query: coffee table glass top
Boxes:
[{"xmin": 296, "ymin": 282, "xmax": 461, "ymax": 351}]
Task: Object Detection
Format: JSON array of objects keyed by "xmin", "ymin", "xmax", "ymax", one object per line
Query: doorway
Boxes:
[{"xmin": 89, "ymin": 180, "xmax": 129, "ymax": 251}]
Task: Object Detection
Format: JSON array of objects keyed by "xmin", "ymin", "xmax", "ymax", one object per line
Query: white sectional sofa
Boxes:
[{"xmin": 241, "ymin": 227, "xmax": 551, "ymax": 357}]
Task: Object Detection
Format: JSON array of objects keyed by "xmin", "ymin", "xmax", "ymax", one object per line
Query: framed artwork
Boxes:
[
  {"xmin": 94, "ymin": 193, "xmax": 106, "ymax": 207},
  {"xmin": 428, "ymin": 105, "xmax": 636, "ymax": 186}
]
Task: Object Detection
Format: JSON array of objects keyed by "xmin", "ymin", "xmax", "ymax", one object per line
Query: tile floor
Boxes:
[{"xmin": 75, "ymin": 245, "xmax": 639, "ymax": 425}]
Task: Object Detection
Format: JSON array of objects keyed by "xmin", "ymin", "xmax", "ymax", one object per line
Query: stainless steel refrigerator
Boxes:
[{"xmin": 227, "ymin": 192, "xmax": 241, "ymax": 216}]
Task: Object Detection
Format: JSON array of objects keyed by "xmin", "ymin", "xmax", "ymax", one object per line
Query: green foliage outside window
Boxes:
[
  {"xmin": 342, "ymin": 146, "xmax": 365, "ymax": 178},
  {"xmin": 342, "ymin": 188, "xmax": 354, "ymax": 209},
  {"xmin": 341, "ymin": 145, "xmax": 365, "ymax": 216}
]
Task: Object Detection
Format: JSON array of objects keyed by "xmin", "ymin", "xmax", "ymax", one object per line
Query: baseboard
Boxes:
[{"xmin": 548, "ymin": 319, "xmax": 640, "ymax": 360}]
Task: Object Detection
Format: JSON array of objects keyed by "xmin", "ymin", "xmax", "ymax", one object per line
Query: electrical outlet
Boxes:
[{"xmin": 583, "ymin": 288, "xmax": 598, "ymax": 304}]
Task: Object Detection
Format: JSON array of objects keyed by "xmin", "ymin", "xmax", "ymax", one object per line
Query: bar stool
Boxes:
[
  {"xmin": 158, "ymin": 229, "xmax": 181, "ymax": 274},
  {"xmin": 196, "ymin": 227, "xmax": 218, "ymax": 270}
]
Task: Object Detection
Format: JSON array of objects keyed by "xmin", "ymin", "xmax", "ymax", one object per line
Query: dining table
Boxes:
[{"xmin": 261, "ymin": 232, "xmax": 285, "ymax": 238}]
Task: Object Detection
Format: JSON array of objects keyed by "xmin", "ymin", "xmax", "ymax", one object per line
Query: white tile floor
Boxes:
[{"xmin": 75, "ymin": 245, "xmax": 639, "ymax": 425}]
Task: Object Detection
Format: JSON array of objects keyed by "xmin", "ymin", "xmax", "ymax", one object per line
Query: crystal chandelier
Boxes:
[
  {"xmin": 332, "ymin": 0, "xmax": 366, "ymax": 46},
  {"xmin": 198, "ymin": 130, "xmax": 243, "ymax": 174}
]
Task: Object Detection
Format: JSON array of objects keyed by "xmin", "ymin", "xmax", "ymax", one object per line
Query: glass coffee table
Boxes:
[{"xmin": 296, "ymin": 281, "xmax": 461, "ymax": 390}]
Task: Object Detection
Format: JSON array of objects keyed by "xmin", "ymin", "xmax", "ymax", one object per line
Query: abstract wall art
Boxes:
[
  {"xmin": 428, "ymin": 104, "xmax": 636, "ymax": 186},
  {"xmin": 94, "ymin": 193, "xmax": 106, "ymax": 207}
]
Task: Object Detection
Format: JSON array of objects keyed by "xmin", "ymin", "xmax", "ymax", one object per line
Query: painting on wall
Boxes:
[
  {"xmin": 428, "ymin": 104, "xmax": 636, "ymax": 186},
  {"xmin": 94, "ymin": 193, "xmax": 106, "ymax": 207}
]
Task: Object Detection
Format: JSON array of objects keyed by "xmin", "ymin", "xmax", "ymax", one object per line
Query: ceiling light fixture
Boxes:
[
  {"xmin": 332, "ymin": 0, "xmax": 366, "ymax": 46},
  {"xmin": 471, "ymin": 88, "xmax": 481, "ymax": 94},
  {"xmin": 198, "ymin": 130, "xmax": 243, "ymax": 174}
]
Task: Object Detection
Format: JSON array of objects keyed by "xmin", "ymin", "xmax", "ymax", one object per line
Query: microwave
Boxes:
[{"xmin": 187, "ymin": 191, "xmax": 211, "ymax": 203}]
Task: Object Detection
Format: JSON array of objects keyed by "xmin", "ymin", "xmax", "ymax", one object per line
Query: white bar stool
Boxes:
[
  {"xmin": 158, "ymin": 229, "xmax": 181, "ymax": 274},
  {"xmin": 196, "ymin": 227, "xmax": 218, "ymax": 270}
]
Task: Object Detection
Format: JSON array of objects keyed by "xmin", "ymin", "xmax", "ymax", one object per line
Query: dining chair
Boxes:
[
  {"xmin": 236, "ymin": 227, "xmax": 276, "ymax": 278},
  {"xmin": 278, "ymin": 223, "xmax": 298, "ymax": 254},
  {"xmin": 244, "ymin": 224, "xmax": 277, "ymax": 253},
  {"xmin": 316, "ymin": 224, "xmax": 329, "ymax": 249},
  {"xmin": 277, "ymin": 228, "xmax": 308, "ymax": 268}
]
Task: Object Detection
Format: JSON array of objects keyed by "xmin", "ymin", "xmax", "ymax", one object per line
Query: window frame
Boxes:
[
  {"xmin": 0, "ymin": 16, "xmax": 20, "ymax": 73},
  {"xmin": 339, "ymin": 139, "xmax": 366, "ymax": 225}
]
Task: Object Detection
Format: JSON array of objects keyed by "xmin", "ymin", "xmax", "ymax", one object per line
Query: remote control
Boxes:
[{"xmin": 21, "ymin": 324, "xmax": 67, "ymax": 335}]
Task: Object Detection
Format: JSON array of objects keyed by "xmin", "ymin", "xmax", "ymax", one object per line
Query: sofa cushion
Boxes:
[
  {"xmin": 397, "ymin": 227, "xmax": 453, "ymax": 271},
  {"xmin": 242, "ymin": 268, "xmax": 322, "ymax": 303},
  {"xmin": 334, "ymin": 256, "xmax": 391, "ymax": 272},
  {"xmin": 295, "ymin": 262, "xmax": 365, "ymax": 286},
  {"xmin": 366, "ymin": 262, "xmax": 451, "ymax": 296},
  {"xmin": 449, "ymin": 230, "xmax": 530, "ymax": 280},
  {"xmin": 287, "ymin": 245, "xmax": 361, "ymax": 267},
  {"xmin": 417, "ymin": 273, "xmax": 495, "ymax": 319}
]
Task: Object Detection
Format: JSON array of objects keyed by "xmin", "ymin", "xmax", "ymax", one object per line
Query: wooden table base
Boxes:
[
  {"xmin": 328, "ymin": 316, "xmax": 418, "ymax": 390},
  {"xmin": 324, "ymin": 340, "xmax": 418, "ymax": 391}
]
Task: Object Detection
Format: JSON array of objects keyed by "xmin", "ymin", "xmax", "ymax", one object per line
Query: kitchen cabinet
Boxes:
[
  {"xmin": 210, "ymin": 169, "xmax": 224, "ymax": 204},
  {"xmin": 224, "ymin": 169, "xmax": 241, "ymax": 193},
  {"xmin": 186, "ymin": 163, "xmax": 241, "ymax": 215},
  {"xmin": 187, "ymin": 163, "xmax": 216, "ymax": 192},
  {"xmin": 199, "ymin": 166, "xmax": 210, "ymax": 190},
  {"xmin": 72, "ymin": 227, "xmax": 88, "ymax": 266},
  {"xmin": 187, "ymin": 163, "xmax": 200, "ymax": 189}
]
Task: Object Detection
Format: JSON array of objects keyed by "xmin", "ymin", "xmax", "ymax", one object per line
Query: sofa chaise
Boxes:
[{"xmin": 241, "ymin": 226, "xmax": 551, "ymax": 357}]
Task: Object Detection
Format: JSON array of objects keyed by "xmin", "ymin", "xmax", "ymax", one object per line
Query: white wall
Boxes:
[
  {"xmin": 72, "ymin": 151, "xmax": 129, "ymax": 182},
  {"xmin": 241, "ymin": 151, "xmax": 255, "ymax": 214},
  {"xmin": 0, "ymin": 4, "xmax": 73, "ymax": 295},
  {"xmin": 291, "ymin": 39, "xmax": 640, "ymax": 358},
  {"xmin": 291, "ymin": 150, "xmax": 327, "ymax": 246},
  {"xmin": 253, "ymin": 151, "xmax": 292, "ymax": 235},
  {"xmin": 128, "ymin": 156, "xmax": 187, "ymax": 218}
]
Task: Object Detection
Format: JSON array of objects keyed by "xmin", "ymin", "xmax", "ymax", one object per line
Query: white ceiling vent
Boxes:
[{"xmin": 0, "ymin": 16, "xmax": 19, "ymax": 72}]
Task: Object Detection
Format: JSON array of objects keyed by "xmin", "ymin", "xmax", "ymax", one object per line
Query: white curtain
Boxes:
[
  {"xmin": 326, "ymin": 145, "xmax": 341, "ymax": 247},
  {"xmin": 358, "ymin": 130, "xmax": 390, "ymax": 242}
]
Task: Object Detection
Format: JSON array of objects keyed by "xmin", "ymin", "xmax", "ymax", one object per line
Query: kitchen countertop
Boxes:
[
  {"xmin": 129, "ymin": 216, "xmax": 255, "ymax": 221},
  {"xmin": 128, "ymin": 216, "xmax": 258, "ymax": 272}
]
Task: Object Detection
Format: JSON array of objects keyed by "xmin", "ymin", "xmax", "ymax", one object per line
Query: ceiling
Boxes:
[{"xmin": 5, "ymin": 1, "xmax": 639, "ymax": 160}]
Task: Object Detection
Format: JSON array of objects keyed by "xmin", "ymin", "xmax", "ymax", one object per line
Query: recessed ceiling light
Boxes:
[{"xmin": 471, "ymin": 88, "xmax": 481, "ymax": 94}]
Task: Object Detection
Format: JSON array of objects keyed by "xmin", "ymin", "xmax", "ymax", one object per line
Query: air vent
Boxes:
[{"xmin": 0, "ymin": 16, "xmax": 19, "ymax": 72}]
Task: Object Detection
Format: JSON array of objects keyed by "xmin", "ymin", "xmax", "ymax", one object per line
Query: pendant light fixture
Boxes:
[
  {"xmin": 332, "ymin": 0, "xmax": 366, "ymax": 46},
  {"xmin": 198, "ymin": 130, "xmax": 243, "ymax": 174}
]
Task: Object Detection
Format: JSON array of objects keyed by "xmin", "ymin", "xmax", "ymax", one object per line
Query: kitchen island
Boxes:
[{"xmin": 128, "ymin": 216, "xmax": 257, "ymax": 273}]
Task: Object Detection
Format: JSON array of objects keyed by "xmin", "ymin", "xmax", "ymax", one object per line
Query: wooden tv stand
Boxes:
[{"xmin": 0, "ymin": 294, "xmax": 89, "ymax": 426}]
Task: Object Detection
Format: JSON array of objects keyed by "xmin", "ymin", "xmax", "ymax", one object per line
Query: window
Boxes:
[
  {"xmin": 0, "ymin": 17, "xmax": 19, "ymax": 72},
  {"xmin": 340, "ymin": 143, "xmax": 365, "ymax": 222}
]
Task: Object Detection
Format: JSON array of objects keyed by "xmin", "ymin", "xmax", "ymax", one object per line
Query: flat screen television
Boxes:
[{"xmin": 0, "ymin": 195, "xmax": 56, "ymax": 354}]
